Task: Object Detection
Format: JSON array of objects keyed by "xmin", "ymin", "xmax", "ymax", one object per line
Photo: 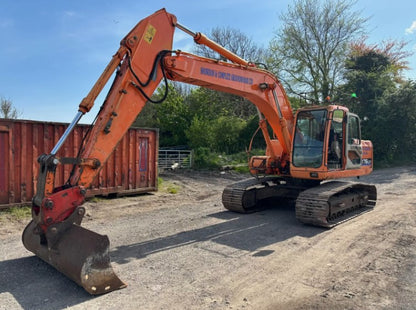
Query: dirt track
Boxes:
[{"xmin": 0, "ymin": 166, "xmax": 415, "ymax": 309}]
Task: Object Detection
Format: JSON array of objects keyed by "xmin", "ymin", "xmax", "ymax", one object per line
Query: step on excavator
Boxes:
[{"xmin": 22, "ymin": 9, "xmax": 377, "ymax": 295}]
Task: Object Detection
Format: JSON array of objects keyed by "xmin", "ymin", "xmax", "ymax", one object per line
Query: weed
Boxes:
[
  {"xmin": 89, "ymin": 197, "xmax": 104, "ymax": 203},
  {"xmin": 158, "ymin": 178, "xmax": 179, "ymax": 194},
  {"xmin": 0, "ymin": 205, "xmax": 32, "ymax": 221},
  {"xmin": 167, "ymin": 186, "xmax": 178, "ymax": 194}
]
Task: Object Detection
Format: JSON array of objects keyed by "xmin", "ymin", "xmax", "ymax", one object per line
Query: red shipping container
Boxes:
[{"xmin": 0, "ymin": 119, "xmax": 158, "ymax": 208}]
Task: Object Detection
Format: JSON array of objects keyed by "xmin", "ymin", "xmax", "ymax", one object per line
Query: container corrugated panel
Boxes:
[{"xmin": 0, "ymin": 119, "xmax": 158, "ymax": 208}]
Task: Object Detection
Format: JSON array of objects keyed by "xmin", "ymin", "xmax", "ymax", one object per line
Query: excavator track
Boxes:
[
  {"xmin": 222, "ymin": 178, "xmax": 263, "ymax": 213},
  {"xmin": 222, "ymin": 177, "xmax": 316, "ymax": 213},
  {"xmin": 295, "ymin": 181, "xmax": 377, "ymax": 228},
  {"xmin": 222, "ymin": 178, "xmax": 376, "ymax": 228}
]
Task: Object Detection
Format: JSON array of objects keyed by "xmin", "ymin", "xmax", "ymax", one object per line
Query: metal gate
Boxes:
[{"xmin": 158, "ymin": 149, "xmax": 193, "ymax": 170}]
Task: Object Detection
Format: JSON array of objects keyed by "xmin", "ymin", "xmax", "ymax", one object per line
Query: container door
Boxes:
[
  {"xmin": 138, "ymin": 138, "xmax": 149, "ymax": 188},
  {"xmin": 0, "ymin": 129, "xmax": 9, "ymax": 204}
]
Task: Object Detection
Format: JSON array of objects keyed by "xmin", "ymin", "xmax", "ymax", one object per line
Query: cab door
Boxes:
[
  {"xmin": 327, "ymin": 109, "xmax": 344, "ymax": 170},
  {"xmin": 345, "ymin": 113, "xmax": 362, "ymax": 169}
]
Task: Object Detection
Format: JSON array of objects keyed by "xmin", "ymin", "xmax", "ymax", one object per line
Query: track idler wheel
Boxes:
[{"xmin": 22, "ymin": 207, "xmax": 126, "ymax": 295}]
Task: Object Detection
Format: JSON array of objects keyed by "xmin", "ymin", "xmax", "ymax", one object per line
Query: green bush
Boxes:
[
  {"xmin": 193, "ymin": 147, "xmax": 222, "ymax": 169},
  {"xmin": 192, "ymin": 148, "xmax": 265, "ymax": 171},
  {"xmin": 211, "ymin": 116, "xmax": 246, "ymax": 153},
  {"xmin": 186, "ymin": 115, "xmax": 254, "ymax": 154},
  {"xmin": 186, "ymin": 116, "xmax": 214, "ymax": 150}
]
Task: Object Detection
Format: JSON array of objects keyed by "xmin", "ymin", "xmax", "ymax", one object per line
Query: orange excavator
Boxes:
[{"xmin": 22, "ymin": 9, "xmax": 376, "ymax": 295}]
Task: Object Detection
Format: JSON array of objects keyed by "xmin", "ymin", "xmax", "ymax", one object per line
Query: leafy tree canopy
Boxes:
[{"xmin": 269, "ymin": 0, "xmax": 368, "ymax": 103}]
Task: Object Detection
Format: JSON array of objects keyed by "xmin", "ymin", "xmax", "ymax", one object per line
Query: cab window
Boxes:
[
  {"xmin": 292, "ymin": 110, "xmax": 327, "ymax": 168},
  {"xmin": 348, "ymin": 116, "xmax": 360, "ymax": 144},
  {"xmin": 327, "ymin": 110, "xmax": 344, "ymax": 169}
]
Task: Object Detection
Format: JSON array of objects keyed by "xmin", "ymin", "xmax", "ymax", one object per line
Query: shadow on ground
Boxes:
[
  {"xmin": 111, "ymin": 200, "xmax": 325, "ymax": 263},
  {"xmin": 0, "ymin": 200, "xmax": 325, "ymax": 309},
  {"xmin": 0, "ymin": 256, "xmax": 91, "ymax": 310}
]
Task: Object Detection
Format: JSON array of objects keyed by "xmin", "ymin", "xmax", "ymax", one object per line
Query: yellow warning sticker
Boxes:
[{"xmin": 144, "ymin": 24, "xmax": 156, "ymax": 44}]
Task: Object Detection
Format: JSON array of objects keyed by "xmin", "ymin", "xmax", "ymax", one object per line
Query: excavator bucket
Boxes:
[{"xmin": 22, "ymin": 220, "xmax": 126, "ymax": 295}]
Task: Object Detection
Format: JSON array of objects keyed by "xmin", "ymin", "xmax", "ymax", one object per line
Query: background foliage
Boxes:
[
  {"xmin": 4, "ymin": 0, "xmax": 415, "ymax": 168},
  {"xmin": 133, "ymin": 0, "xmax": 415, "ymax": 168}
]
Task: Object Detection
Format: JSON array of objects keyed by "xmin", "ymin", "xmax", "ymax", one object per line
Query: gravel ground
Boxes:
[{"xmin": 0, "ymin": 167, "xmax": 415, "ymax": 310}]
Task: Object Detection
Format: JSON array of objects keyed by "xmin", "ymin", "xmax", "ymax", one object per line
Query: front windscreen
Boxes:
[{"xmin": 292, "ymin": 109, "xmax": 327, "ymax": 168}]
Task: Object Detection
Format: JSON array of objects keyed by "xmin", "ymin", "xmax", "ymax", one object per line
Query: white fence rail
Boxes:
[{"xmin": 158, "ymin": 149, "xmax": 193, "ymax": 170}]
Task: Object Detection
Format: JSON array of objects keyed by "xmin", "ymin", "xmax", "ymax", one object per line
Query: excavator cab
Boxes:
[{"xmin": 290, "ymin": 105, "xmax": 373, "ymax": 181}]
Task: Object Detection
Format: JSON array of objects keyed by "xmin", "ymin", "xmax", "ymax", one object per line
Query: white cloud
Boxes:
[
  {"xmin": 64, "ymin": 11, "xmax": 76, "ymax": 17},
  {"xmin": 405, "ymin": 21, "xmax": 416, "ymax": 34},
  {"xmin": 0, "ymin": 18, "xmax": 14, "ymax": 29}
]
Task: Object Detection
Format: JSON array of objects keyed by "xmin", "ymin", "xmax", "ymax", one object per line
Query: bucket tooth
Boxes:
[{"xmin": 22, "ymin": 220, "xmax": 126, "ymax": 295}]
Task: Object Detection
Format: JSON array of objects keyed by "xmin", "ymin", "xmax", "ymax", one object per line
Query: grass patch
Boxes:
[
  {"xmin": 88, "ymin": 197, "xmax": 104, "ymax": 203},
  {"xmin": 166, "ymin": 185, "xmax": 179, "ymax": 194},
  {"xmin": 232, "ymin": 165, "xmax": 250, "ymax": 173},
  {"xmin": 158, "ymin": 177, "xmax": 180, "ymax": 194},
  {"xmin": 0, "ymin": 205, "xmax": 32, "ymax": 221}
]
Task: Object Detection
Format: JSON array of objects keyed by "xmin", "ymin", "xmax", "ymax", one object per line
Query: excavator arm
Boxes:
[{"xmin": 23, "ymin": 8, "xmax": 295, "ymax": 295}]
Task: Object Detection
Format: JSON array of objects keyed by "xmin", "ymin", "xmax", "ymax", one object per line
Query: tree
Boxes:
[
  {"xmin": 185, "ymin": 116, "xmax": 214, "ymax": 150},
  {"xmin": 338, "ymin": 40, "xmax": 411, "ymax": 127},
  {"xmin": 339, "ymin": 40, "xmax": 414, "ymax": 165},
  {"xmin": 155, "ymin": 84, "xmax": 190, "ymax": 146},
  {"xmin": 347, "ymin": 38, "xmax": 412, "ymax": 82},
  {"xmin": 186, "ymin": 87, "xmax": 257, "ymax": 120},
  {"xmin": 269, "ymin": 0, "xmax": 367, "ymax": 103},
  {"xmin": 372, "ymin": 82, "xmax": 416, "ymax": 164},
  {"xmin": 1, "ymin": 97, "xmax": 20, "ymax": 119},
  {"xmin": 133, "ymin": 83, "xmax": 190, "ymax": 146}
]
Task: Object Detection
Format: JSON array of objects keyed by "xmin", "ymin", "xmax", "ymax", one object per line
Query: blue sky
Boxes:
[{"xmin": 1, "ymin": 0, "xmax": 415, "ymax": 123}]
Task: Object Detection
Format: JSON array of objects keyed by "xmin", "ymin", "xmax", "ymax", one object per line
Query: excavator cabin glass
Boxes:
[
  {"xmin": 292, "ymin": 109, "xmax": 327, "ymax": 168},
  {"xmin": 327, "ymin": 109, "xmax": 344, "ymax": 169}
]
